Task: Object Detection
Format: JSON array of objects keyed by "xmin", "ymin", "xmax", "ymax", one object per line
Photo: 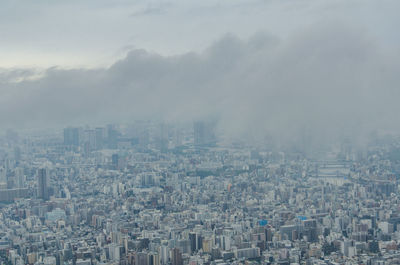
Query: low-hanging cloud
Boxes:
[{"xmin": 1, "ymin": 22, "xmax": 399, "ymax": 145}]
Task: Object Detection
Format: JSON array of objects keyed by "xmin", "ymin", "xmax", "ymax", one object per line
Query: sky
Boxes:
[
  {"xmin": 1, "ymin": 0, "xmax": 398, "ymax": 68},
  {"xmin": 0, "ymin": 0, "xmax": 400, "ymax": 144}
]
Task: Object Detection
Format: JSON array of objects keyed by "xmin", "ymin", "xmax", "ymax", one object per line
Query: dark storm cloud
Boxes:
[{"xmin": 1, "ymin": 23, "xmax": 399, "ymax": 142}]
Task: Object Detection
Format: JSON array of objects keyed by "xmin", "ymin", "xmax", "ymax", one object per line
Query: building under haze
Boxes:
[
  {"xmin": 64, "ymin": 127, "xmax": 80, "ymax": 146},
  {"xmin": 37, "ymin": 168, "xmax": 49, "ymax": 201},
  {"xmin": 193, "ymin": 121, "xmax": 216, "ymax": 147}
]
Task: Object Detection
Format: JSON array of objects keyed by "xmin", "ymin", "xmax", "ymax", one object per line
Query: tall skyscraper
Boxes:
[
  {"xmin": 156, "ymin": 123, "xmax": 169, "ymax": 153},
  {"xmin": 107, "ymin": 124, "xmax": 119, "ymax": 149},
  {"xmin": 15, "ymin": 167, "xmax": 25, "ymax": 189},
  {"xmin": 37, "ymin": 168, "xmax": 49, "ymax": 200},
  {"xmin": 95, "ymin": 127, "xmax": 106, "ymax": 150},
  {"xmin": 148, "ymin": 252, "xmax": 159, "ymax": 265},
  {"xmin": 64, "ymin": 127, "xmax": 80, "ymax": 146},
  {"xmin": 173, "ymin": 127, "xmax": 183, "ymax": 147},
  {"xmin": 194, "ymin": 121, "xmax": 216, "ymax": 146},
  {"xmin": 171, "ymin": 248, "xmax": 182, "ymax": 265},
  {"xmin": 112, "ymin": 154, "xmax": 119, "ymax": 169},
  {"xmin": 135, "ymin": 252, "xmax": 148, "ymax": 265},
  {"xmin": 83, "ymin": 129, "xmax": 97, "ymax": 152},
  {"xmin": 189, "ymin": 232, "xmax": 197, "ymax": 253}
]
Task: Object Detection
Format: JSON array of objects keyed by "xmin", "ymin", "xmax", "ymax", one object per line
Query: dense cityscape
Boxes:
[
  {"xmin": 1, "ymin": 122, "xmax": 400, "ymax": 265},
  {"xmin": 0, "ymin": 1, "xmax": 399, "ymax": 265}
]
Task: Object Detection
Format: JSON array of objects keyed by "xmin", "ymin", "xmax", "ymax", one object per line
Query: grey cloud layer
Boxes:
[
  {"xmin": 2, "ymin": 0, "xmax": 398, "ymax": 68},
  {"xmin": 1, "ymin": 23, "xmax": 399, "ymax": 143}
]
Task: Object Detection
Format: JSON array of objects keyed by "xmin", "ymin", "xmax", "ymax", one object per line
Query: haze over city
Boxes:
[
  {"xmin": 1, "ymin": 1, "xmax": 400, "ymax": 265},
  {"xmin": 1, "ymin": 0, "xmax": 399, "ymax": 144}
]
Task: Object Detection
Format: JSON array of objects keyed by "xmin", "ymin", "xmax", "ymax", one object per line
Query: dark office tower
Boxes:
[
  {"xmin": 265, "ymin": 228, "xmax": 273, "ymax": 242},
  {"xmin": 112, "ymin": 154, "xmax": 119, "ymax": 168},
  {"xmin": 211, "ymin": 247, "xmax": 221, "ymax": 260},
  {"xmin": 189, "ymin": 232, "xmax": 196, "ymax": 253},
  {"xmin": 148, "ymin": 252, "xmax": 159, "ymax": 265},
  {"xmin": 193, "ymin": 121, "xmax": 216, "ymax": 147},
  {"xmin": 171, "ymin": 248, "xmax": 183, "ymax": 265},
  {"xmin": 37, "ymin": 168, "xmax": 49, "ymax": 200},
  {"xmin": 303, "ymin": 219, "xmax": 318, "ymax": 242},
  {"xmin": 197, "ymin": 234, "xmax": 203, "ymax": 252},
  {"xmin": 189, "ymin": 232, "xmax": 202, "ymax": 253},
  {"xmin": 64, "ymin": 127, "xmax": 80, "ymax": 146}
]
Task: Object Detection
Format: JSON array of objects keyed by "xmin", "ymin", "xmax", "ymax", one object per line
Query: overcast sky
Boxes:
[
  {"xmin": 0, "ymin": 0, "xmax": 398, "ymax": 68},
  {"xmin": 1, "ymin": 0, "xmax": 399, "ymax": 144}
]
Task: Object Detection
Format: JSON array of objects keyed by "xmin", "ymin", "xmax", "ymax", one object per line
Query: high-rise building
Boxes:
[
  {"xmin": 0, "ymin": 167, "xmax": 6, "ymax": 185},
  {"xmin": 193, "ymin": 121, "xmax": 216, "ymax": 146},
  {"xmin": 95, "ymin": 127, "xmax": 106, "ymax": 150},
  {"xmin": 107, "ymin": 124, "xmax": 119, "ymax": 149},
  {"xmin": 148, "ymin": 252, "xmax": 160, "ymax": 265},
  {"xmin": 108, "ymin": 244, "xmax": 120, "ymax": 262},
  {"xmin": 83, "ymin": 129, "xmax": 96, "ymax": 152},
  {"xmin": 127, "ymin": 121, "xmax": 150, "ymax": 149},
  {"xmin": 156, "ymin": 123, "xmax": 169, "ymax": 153},
  {"xmin": 112, "ymin": 154, "xmax": 119, "ymax": 169},
  {"xmin": 37, "ymin": 168, "xmax": 49, "ymax": 200},
  {"xmin": 14, "ymin": 147, "xmax": 21, "ymax": 161},
  {"xmin": 64, "ymin": 127, "xmax": 80, "ymax": 146},
  {"xmin": 159, "ymin": 245, "xmax": 169, "ymax": 265},
  {"xmin": 189, "ymin": 232, "xmax": 202, "ymax": 253},
  {"xmin": 15, "ymin": 167, "xmax": 25, "ymax": 189},
  {"xmin": 171, "ymin": 248, "xmax": 183, "ymax": 265},
  {"xmin": 173, "ymin": 127, "xmax": 183, "ymax": 147},
  {"xmin": 135, "ymin": 252, "xmax": 148, "ymax": 265}
]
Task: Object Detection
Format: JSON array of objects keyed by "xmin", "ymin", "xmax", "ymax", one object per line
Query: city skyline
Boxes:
[
  {"xmin": 1, "ymin": 1, "xmax": 400, "ymax": 264},
  {"xmin": 0, "ymin": 0, "xmax": 399, "ymax": 146}
]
